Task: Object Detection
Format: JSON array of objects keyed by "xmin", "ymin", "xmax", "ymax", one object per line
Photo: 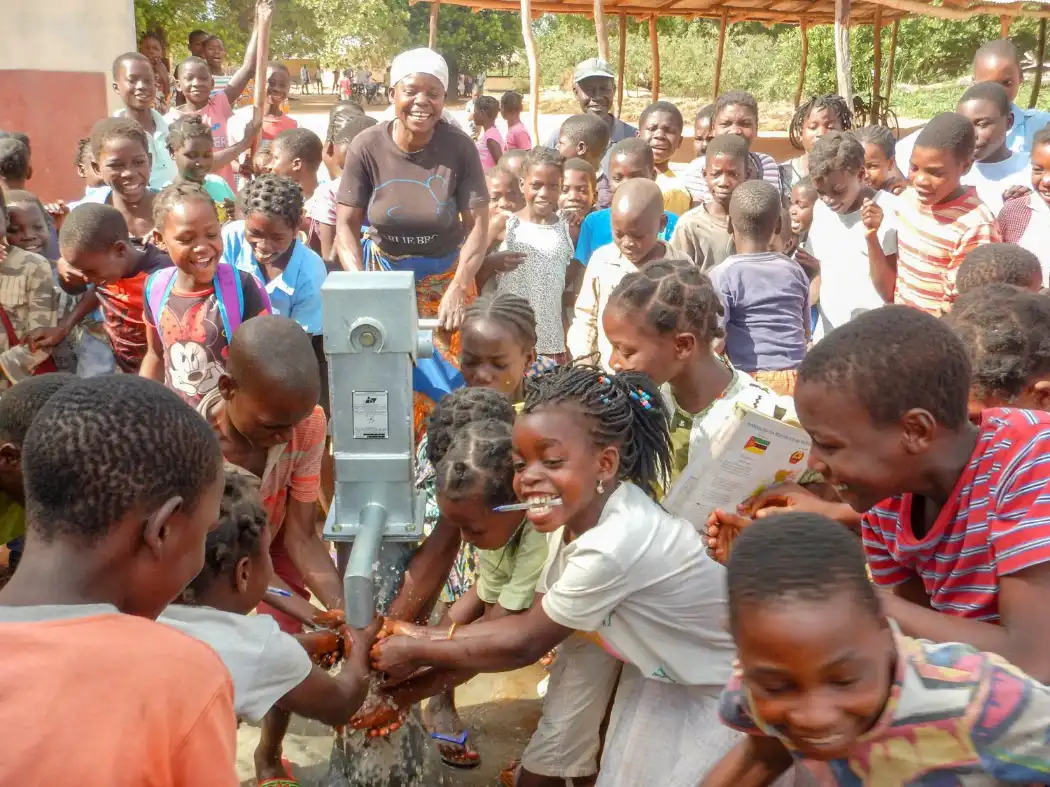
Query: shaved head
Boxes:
[
  {"xmin": 973, "ymin": 38, "xmax": 1023, "ymax": 102},
  {"xmin": 611, "ymin": 178, "xmax": 665, "ymax": 225},
  {"xmin": 227, "ymin": 315, "xmax": 320, "ymax": 401}
]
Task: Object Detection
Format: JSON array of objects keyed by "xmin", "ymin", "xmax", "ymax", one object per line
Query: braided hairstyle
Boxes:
[
  {"xmin": 180, "ymin": 471, "xmax": 269, "ymax": 603},
  {"xmin": 789, "ymin": 94, "xmax": 853, "ymax": 151},
  {"xmin": 523, "ymin": 365, "xmax": 671, "ymax": 495},
  {"xmin": 152, "ymin": 181, "xmax": 217, "ymax": 230},
  {"xmin": 945, "ymin": 283, "xmax": 1050, "ymax": 404},
  {"xmin": 167, "ymin": 114, "xmax": 212, "ymax": 155},
  {"xmin": 242, "ymin": 173, "xmax": 304, "ymax": 232},
  {"xmin": 608, "ymin": 257, "xmax": 724, "ymax": 345},
  {"xmin": 426, "ymin": 386, "xmax": 516, "ymax": 467},
  {"xmin": 435, "ymin": 418, "xmax": 516, "ymax": 507},
  {"xmin": 462, "ymin": 292, "xmax": 538, "ymax": 354}
]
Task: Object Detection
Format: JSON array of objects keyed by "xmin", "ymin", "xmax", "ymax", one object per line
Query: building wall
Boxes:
[{"xmin": 0, "ymin": 0, "xmax": 136, "ymax": 201}]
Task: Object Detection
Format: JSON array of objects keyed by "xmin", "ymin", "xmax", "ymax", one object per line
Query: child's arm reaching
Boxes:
[
  {"xmin": 211, "ymin": 116, "xmax": 263, "ymax": 172},
  {"xmin": 700, "ymin": 736, "xmax": 793, "ymax": 787},
  {"xmin": 26, "ymin": 288, "xmax": 99, "ymax": 353},
  {"xmin": 223, "ymin": 0, "xmax": 274, "ymax": 105},
  {"xmin": 276, "ymin": 617, "xmax": 380, "ymax": 727}
]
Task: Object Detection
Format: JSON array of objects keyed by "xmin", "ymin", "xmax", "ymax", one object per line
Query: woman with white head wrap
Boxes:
[{"xmin": 333, "ymin": 45, "xmax": 489, "ymax": 440}]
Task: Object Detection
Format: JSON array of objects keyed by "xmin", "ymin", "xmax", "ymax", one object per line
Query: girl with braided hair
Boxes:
[
  {"xmin": 373, "ymin": 363, "xmax": 743, "ymax": 787},
  {"xmin": 781, "ymin": 94, "xmax": 853, "ymax": 189},
  {"xmin": 602, "ymin": 257, "xmax": 823, "ymax": 495},
  {"xmin": 161, "ymin": 471, "xmax": 379, "ymax": 787},
  {"xmin": 166, "ymin": 115, "xmax": 238, "ymax": 222},
  {"xmin": 221, "ymin": 173, "xmax": 328, "ymax": 337}
]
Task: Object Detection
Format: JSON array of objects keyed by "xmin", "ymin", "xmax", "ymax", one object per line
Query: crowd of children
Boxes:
[{"xmin": 8, "ymin": 10, "xmax": 1050, "ymax": 785}]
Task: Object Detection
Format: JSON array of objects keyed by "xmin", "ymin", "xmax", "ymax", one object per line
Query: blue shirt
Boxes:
[
  {"xmin": 709, "ymin": 251, "xmax": 809, "ymax": 373},
  {"xmin": 575, "ymin": 207, "xmax": 679, "ymax": 266},
  {"xmin": 895, "ymin": 102, "xmax": 1050, "ymax": 173},
  {"xmin": 221, "ymin": 221, "xmax": 327, "ymax": 335}
]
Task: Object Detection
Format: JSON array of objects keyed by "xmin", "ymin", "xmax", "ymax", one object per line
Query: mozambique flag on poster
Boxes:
[{"xmin": 743, "ymin": 435, "xmax": 770, "ymax": 455}]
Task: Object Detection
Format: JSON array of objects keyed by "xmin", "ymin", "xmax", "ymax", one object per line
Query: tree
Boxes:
[
  {"xmin": 135, "ymin": 0, "xmax": 325, "ymax": 62},
  {"xmin": 293, "ymin": 0, "xmax": 410, "ymax": 69},
  {"xmin": 407, "ymin": 5, "xmax": 522, "ymax": 77}
]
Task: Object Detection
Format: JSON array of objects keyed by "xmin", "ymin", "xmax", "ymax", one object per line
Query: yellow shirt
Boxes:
[{"xmin": 656, "ymin": 170, "xmax": 693, "ymax": 217}]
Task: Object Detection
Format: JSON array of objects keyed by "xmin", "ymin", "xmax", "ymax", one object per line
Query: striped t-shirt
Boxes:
[
  {"xmin": 863, "ymin": 407, "xmax": 1050, "ymax": 621},
  {"xmin": 894, "ymin": 187, "xmax": 1000, "ymax": 315}
]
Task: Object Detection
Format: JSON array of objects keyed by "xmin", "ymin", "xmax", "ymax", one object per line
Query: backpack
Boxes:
[{"xmin": 146, "ymin": 263, "xmax": 271, "ymax": 342}]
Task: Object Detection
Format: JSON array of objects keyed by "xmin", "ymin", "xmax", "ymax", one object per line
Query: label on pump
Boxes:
[{"xmin": 352, "ymin": 391, "xmax": 389, "ymax": 439}]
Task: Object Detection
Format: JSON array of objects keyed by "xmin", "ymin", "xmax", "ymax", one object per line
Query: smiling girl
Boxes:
[
  {"xmin": 141, "ymin": 183, "xmax": 270, "ymax": 405},
  {"xmin": 222, "ymin": 174, "xmax": 327, "ymax": 338},
  {"xmin": 85, "ymin": 117, "xmax": 157, "ymax": 240},
  {"xmin": 372, "ymin": 364, "xmax": 741, "ymax": 787},
  {"xmin": 490, "ymin": 147, "xmax": 574, "ymax": 370}
]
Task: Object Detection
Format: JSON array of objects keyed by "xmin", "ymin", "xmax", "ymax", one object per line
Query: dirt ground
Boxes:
[{"xmin": 237, "ymin": 664, "xmax": 546, "ymax": 787}]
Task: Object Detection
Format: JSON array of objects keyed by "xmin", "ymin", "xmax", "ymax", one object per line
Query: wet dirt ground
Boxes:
[{"xmin": 237, "ymin": 664, "xmax": 545, "ymax": 787}]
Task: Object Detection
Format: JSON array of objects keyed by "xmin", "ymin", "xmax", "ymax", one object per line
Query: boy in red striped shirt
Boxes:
[
  {"xmin": 792, "ymin": 306, "xmax": 1050, "ymax": 683},
  {"xmin": 710, "ymin": 305, "xmax": 1050, "ymax": 684},
  {"xmin": 881, "ymin": 112, "xmax": 1000, "ymax": 316}
]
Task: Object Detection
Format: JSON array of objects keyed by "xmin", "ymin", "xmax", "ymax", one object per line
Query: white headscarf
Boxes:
[{"xmin": 388, "ymin": 47, "xmax": 449, "ymax": 92}]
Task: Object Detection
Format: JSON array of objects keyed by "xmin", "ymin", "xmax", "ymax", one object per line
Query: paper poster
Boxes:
[{"xmin": 663, "ymin": 403, "xmax": 812, "ymax": 532}]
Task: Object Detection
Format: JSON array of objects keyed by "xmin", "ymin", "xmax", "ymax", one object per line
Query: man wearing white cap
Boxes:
[{"xmin": 546, "ymin": 57, "xmax": 637, "ymax": 173}]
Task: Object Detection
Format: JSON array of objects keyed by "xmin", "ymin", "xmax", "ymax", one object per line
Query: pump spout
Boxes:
[{"xmin": 344, "ymin": 503, "xmax": 387, "ymax": 628}]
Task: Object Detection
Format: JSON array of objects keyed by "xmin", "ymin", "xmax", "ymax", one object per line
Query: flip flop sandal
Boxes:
[
  {"xmin": 257, "ymin": 758, "xmax": 300, "ymax": 787},
  {"xmin": 430, "ymin": 730, "xmax": 482, "ymax": 769},
  {"xmin": 499, "ymin": 758, "xmax": 521, "ymax": 787}
]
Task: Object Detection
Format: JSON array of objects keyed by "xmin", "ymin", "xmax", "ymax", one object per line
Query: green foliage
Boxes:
[
  {"xmin": 135, "ymin": 0, "xmax": 323, "ymax": 62},
  {"xmin": 407, "ymin": 6, "xmax": 522, "ymax": 77}
]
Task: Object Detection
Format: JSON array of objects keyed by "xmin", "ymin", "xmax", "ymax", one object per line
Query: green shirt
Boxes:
[
  {"xmin": 0, "ymin": 491, "xmax": 26, "ymax": 545},
  {"xmin": 476, "ymin": 523, "xmax": 549, "ymax": 611}
]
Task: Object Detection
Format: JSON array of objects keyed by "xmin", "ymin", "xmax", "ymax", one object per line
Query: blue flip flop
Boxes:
[{"xmin": 430, "ymin": 730, "xmax": 481, "ymax": 769}]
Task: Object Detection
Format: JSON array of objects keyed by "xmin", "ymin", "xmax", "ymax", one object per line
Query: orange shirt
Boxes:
[
  {"xmin": 0, "ymin": 608, "xmax": 238, "ymax": 786},
  {"xmin": 894, "ymin": 187, "xmax": 1000, "ymax": 315}
]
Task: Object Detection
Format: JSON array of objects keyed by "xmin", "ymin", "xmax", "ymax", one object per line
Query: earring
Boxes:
[{"xmin": 597, "ymin": 479, "xmax": 605, "ymax": 494}]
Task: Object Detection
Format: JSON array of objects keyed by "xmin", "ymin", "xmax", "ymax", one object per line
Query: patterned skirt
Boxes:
[{"xmin": 362, "ymin": 239, "xmax": 476, "ymax": 443}]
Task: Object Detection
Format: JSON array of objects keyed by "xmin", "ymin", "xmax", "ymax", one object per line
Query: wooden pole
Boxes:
[
  {"xmin": 795, "ymin": 23, "xmax": 809, "ymax": 108},
  {"xmin": 871, "ymin": 6, "xmax": 882, "ymax": 120},
  {"xmin": 649, "ymin": 16, "xmax": 660, "ymax": 101},
  {"xmin": 1032, "ymin": 18, "xmax": 1048, "ymax": 108},
  {"xmin": 428, "ymin": 1, "xmax": 440, "ymax": 50},
  {"xmin": 713, "ymin": 9, "xmax": 729, "ymax": 98},
  {"xmin": 834, "ymin": 0, "xmax": 852, "ymax": 105},
  {"xmin": 885, "ymin": 18, "xmax": 898, "ymax": 104},
  {"xmin": 616, "ymin": 11, "xmax": 627, "ymax": 116},
  {"xmin": 1000, "ymin": 14, "xmax": 1013, "ymax": 38},
  {"xmin": 594, "ymin": 0, "xmax": 610, "ymax": 62},
  {"xmin": 250, "ymin": 6, "xmax": 273, "ymax": 156},
  {"xmin": 520, "ymin": 0, "xmax": 541, "ymax": 146}
]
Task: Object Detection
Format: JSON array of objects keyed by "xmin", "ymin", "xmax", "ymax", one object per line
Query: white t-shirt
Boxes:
[
  {"xmin": 159, "ymin": 605, "xmax": 312, "ymax": 722},
  {"xmin": 961, "ymin": 154, "xmax": 1031, "ymax": 214},
  {"xmin": 809, "ymin": 190, "xmax": 898, "ymax": 339},
  {"xmin": 539, "ymin": 482, "xmax": 735, "ymax": 687},
  {"xmin": 1012, "ymin": 192, "xmax": 1050, "ymax": 286}
]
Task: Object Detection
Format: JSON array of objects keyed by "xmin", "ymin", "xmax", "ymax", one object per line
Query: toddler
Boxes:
[{"xmin": 708, "ymin": 180, "xmax": 808, "ymax": 395}]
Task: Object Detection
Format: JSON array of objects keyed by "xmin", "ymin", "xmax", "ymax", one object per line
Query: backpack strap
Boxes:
[
  {"xmin": 213, "ymin": 263, "xmax": 244, "ymax": 341},
  {"xmin": 145, "ymin": 268, "xmax": 178, "ymax": 329},
  {"xmin": 214, "ymin": 263, "xmax": 273, "ymax": 341}
]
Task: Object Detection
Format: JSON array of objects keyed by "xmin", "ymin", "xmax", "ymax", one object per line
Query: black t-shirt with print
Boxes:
[
  {"xmin": 337, "ymin": 120, "xmax": 489, "ymax": 259},
  {"xmin": 143, "ymin": 268, "xmax": 267, "ymax": 406}
]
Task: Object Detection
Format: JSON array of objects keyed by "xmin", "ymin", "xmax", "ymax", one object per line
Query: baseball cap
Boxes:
[{"xmin": 573, "ymin": 58, "xmax": 615, "ymax": 83}]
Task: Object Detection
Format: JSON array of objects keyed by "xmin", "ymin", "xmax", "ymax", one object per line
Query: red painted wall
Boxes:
[{"xmin": 0, "ymin": 70, "xmax": 109, "ymax": 202}]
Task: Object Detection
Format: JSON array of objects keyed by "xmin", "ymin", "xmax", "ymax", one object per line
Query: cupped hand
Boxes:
[
  {"xmin": 348, "ymin": 693, "xmax": 408, "ymax": 738},
  {"xmin": 705, "ymin": 508, "xmax": 753, "ymax": 565}
]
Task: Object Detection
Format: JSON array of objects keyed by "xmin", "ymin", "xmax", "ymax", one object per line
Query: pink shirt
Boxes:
[
  {"xmin": 505, "ymin": 121, "xmax": 533, "ymax": 151},
  {"xmin": 179, "ymin": 92, "xmax": 236, "ymax": 189},
  {"xmin": 262, "ymin": 113, "xmax": 298, "ymax": 141},
  {"xmin": 476, "ymin": 126, "xmax": 505, "ymax": 172}
]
